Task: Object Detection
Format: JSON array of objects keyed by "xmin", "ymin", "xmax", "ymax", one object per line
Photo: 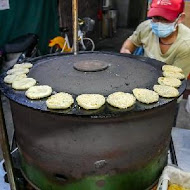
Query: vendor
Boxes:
[{"xmin": 120, "ymin": 0, "xmax": 190, "ymax": 78}]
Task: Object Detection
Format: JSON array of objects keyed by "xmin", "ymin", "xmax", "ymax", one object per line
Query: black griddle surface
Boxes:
[{"xmin": 0, "ymin": 52, "xmax": 187, "ymax": 117}]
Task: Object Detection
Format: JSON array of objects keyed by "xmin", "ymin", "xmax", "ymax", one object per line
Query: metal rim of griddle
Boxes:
[{"xmin": 0, "ymin": 51, "xmax": 187, "ymax": 118}]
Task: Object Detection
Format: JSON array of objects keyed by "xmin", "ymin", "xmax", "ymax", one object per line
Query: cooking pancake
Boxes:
[
  {"xmin": 162, "ymin": 65, "xmax": 183, "ymax": 73},
  {"xmin": 14, "ymin": 62, "xmax": 33, "ymax": 69},
  {"xmin": 46, "ymin": 92, "xmax": 74, "ymax": 109},
  {"xmin": 76, "ymin": 94, "xmax": 106, "ymax": 110},
  {"xmin": 153, "ymin": 85, "xmax": 179, "ymax": 98},
  {"xmin": 7, "ymin": 68, "xmax": 29, "ymax": 75},
  {"xmin": 158, "ymin": 77, "xmax": 182, "ymax": 88},
  {"xmin": 26, "ymin": 85, "xmax": 52, "ymax": 100},
  {"xmin": 163, "ymin": 71, "xmax": 185, "ymax": 80},
  {"xmin": 12, "ymin": 78, "xmax": 36, "ymax": 90},
  {"xmin": 4, "ymin": 74, "xmax": 27, "ymax": 84},
  {"xmin": 133, "ymin": 88, "xmax": 159, "ymax": 104},
  {"xmin": 107, "ymin": 92, "xmax": 136, "ymax": 109}
]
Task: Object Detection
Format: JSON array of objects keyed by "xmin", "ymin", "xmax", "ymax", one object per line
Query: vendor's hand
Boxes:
[{"xmin": 120, "ymin": 48, "xmax": 131, "ymax": 54}]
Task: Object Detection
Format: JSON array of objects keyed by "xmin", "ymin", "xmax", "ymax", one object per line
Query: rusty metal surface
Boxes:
[
  {"xmin": 0, "ymin": 52, "xmax": 187, "ymax": 117},
  {"xmin": 11, "ymin": 100, "xmax": 176, "ymax": 180}
]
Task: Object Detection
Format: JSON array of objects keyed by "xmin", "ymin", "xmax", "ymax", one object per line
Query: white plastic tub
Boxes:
[{"xmin": 157, "ymin": 165, "xmax": 190, "ymax": 190}]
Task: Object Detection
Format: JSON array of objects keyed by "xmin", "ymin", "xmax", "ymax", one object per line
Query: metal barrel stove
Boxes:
[{"xmin": 0, "ymin": 52, "xmax": 186, "ymax": 190}]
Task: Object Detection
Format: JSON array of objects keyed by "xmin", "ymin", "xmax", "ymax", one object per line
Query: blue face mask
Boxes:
[{"xmin": 150, "ymin": 21, "xmax": 177, "ymax": 38}]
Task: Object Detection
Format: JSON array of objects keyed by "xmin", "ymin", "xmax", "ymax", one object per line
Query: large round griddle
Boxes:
[{"xmin": 0, "ymin": 52, "xmax": 186, "ymax": 117}]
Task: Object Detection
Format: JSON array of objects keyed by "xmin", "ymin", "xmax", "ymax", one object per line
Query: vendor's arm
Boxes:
[
  {"xmin": 120, "ymin": 39, "xmax": 137, "ymax": 54},
  {"xmin": 120, "ymin": 20, "xmax": 149, "ymax": 54}
]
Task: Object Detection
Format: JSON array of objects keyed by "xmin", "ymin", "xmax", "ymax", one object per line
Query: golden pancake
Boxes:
[
  {"xmin": 4, "ymin": 74, "xmax": 27, "ymax": 84},
  {"xmin": 14, "ymin": 62, "xmax": 33, "ymax": 69},
  {"xmin": 7, "ymin": 68, "xmax": 29, "ymax": 75},
  {"xmin": 46, "ymin": 92, "xmax": 74, "ymax": 109},
  {"xmin": 158, "ymin": 77, "xmax": 181, "ymax": 88},
  {"xmin": 163, "ymin": 71, "xmax": 185, "ymax": 80},
  {"xmin": 153, "ymin": 85, "xmax": 179, "ymax": 98},
  {"xmin": 76, "ymin": 94, "xmax": 105, "ymax": 110},
  {"xmin": 26, "ymin": 85, "xmax": 52, "ymax": 100},
  {"xmin": 133, "ymin": 88, "xmax": 159, "ymax": 104},
  {"xmin": 162, "ymin": 65, "xmax": 183, "ymax": 73},
  {"xmin": 107, "ymin": 92, "xmax": 136, "ymax": 109},
  {"xmin": 12, "ymin": 78, "xmax": 36, "ymax": 90}
]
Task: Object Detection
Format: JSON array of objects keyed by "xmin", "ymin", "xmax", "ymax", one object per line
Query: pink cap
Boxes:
[{"xmin": 148, "ymin": 0, "xmax": 184, "ymax": 21}]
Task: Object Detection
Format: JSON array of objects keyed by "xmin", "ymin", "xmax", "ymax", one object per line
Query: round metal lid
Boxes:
[{"xmin": 73, "ymin": 60, "xmax": 109, "ymax": 72}]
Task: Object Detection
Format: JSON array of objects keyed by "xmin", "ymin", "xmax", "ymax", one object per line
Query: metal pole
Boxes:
[
  {"xmin": 170, "ymin": 137, "xmax": 178, "ymax": 166},
  {"xmin": 72, "ymin": 0, "xmax": 78, "ymax": 55},
  {"xmin": 0, "ymin": 94, "xmax": 17, "ymax": 190}
]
